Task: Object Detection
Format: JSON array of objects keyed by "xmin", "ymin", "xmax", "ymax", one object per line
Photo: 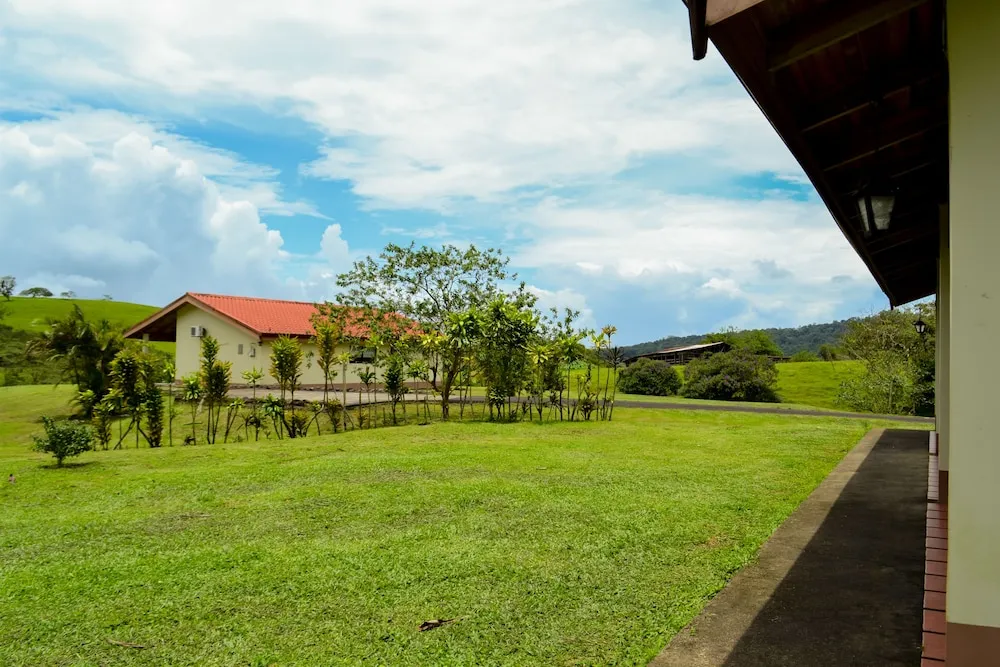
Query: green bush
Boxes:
[
  {"xmin": 32, "ymin": 417, "xmax": 94, "ymax": 466},
  {"xmin": 617, "ymin": 358, "xmax": 682, "ymax": 396},
  {"xmin": 683, "ymin": 349, "xmax": 779, "ymax": 403},
  {"xmin": 790, "ymin": 350, "xmax": 819, "ymax": 362}
]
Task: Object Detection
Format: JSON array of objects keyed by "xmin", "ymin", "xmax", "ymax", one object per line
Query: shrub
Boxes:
[
  {"xmin": 32, "ymin": 417, "xmax": 93, "ymax": 466},
  {"xmin": 683, "ymin": 349, "xmax": 779, "ymax": 403},
  {"xmin": 790, "ymin": 350, "xmax": 820, "ymax": 362},
  {"xmin": 617, "ymin": 358, "xmax": 682, "ymax": 396}
]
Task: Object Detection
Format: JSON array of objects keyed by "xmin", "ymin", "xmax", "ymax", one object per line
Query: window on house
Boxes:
[
  {"xmin": 349, "ymin": 347, "xmax": 376, "ymax": 364},
  {"xmin": 238, "ymin": 344, "xmax": 244, "ymax": 355}
]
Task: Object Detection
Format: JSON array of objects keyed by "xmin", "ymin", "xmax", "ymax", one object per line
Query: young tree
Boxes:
[
  {"xmin": 110, "ymin": 349, "xmax": 145, "ymax": 448},
  {"xmin": 181, "ymin": 373, "xmax": 203, "ymax": 445},
  {"xmin": 314, "ymin": 320, "xmax": 340, "ymax": 407},
  {"xmin": 475, "ymin": 296, "xmax": 537, "ymax": 422},
  {"xmin": 0, "ymin": 275, "xmax": 15, "ymax": 300},
  {"xmin": 335, "ymin": 243, "xmax": 532, "ymax": 418},
  {"xmin": 241, "ymin": 367, "xmax": 265, "ymax": 441},
  {"xmin": 270, "ymin": 336, "xmax": 304, "ymax": 437},
  {"xmin": 32, "ymin": 417, "xmax": 93, "ymax": 466},
  {"xmin": 198, "ymin": 336, "xmax": 232, "ymax": 444}
]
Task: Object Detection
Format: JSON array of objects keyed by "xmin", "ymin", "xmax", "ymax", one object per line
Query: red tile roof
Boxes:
[{"xmin": 188, "ymin": 293, "xmax": 321, "ymax": 337}]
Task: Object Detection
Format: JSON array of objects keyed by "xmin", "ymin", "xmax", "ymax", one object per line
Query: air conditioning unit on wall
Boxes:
[{"xmin": 190, "ymin": 326, "xmax": 206, "ymax": 338}]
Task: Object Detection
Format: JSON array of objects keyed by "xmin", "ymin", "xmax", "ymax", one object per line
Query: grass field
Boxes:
[
  {"xmin": 0, "ymin": 296, "xmax": 159, "ymax": 332},
  {"xmin": 1, "ymin": 384, "xmax": 922, "ymax": 665},
  {"xmin": 775, "ymin": 360, "xmax": 863, "ymax": 410}
]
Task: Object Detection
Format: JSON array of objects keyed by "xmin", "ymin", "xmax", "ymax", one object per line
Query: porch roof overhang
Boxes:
[
  {"xmin": 123, "ymin": 293, "xmax": 262, "ymax": 343},
  {"xmin": 686, "ymin": 0, "xmax": 948, "ymax": 306}
]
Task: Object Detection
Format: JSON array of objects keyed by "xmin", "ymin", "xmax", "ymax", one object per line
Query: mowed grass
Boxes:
[
  {"xmin": 0, "ymin": 385, "xmax": 922, "ymax": 665},
  {"xmin": 775, "ymin": 361, "xmax": 864, "ymax": 410}
]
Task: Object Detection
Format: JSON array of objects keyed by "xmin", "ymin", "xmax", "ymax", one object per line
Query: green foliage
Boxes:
[
  {"xmin": 684, "ymin": 349, "xmax": 779, "ymax": 402},
  {"xmin": 313, "ymin": 320, "xmax": 340, "ymax": 401},
  {"xmin": 704, "ymin": 328, "xmax": 784, "ymax": 357},
  {"xmin": 29, "ymin": 305, "xmax": 127, "ymax": 412},
  {"xmin": 336, "ymin": 242, "xmax": 532, "ymax": 417},
  {"xmin": 269, "ymin": 336, "xmax": 303, "ymax": 402},
  {"xmin": 618, "ymin": 358, "xmax": 682, "ymax": 396},
  {"xmin": 20, "ymin": 286, "xmax": 53, "ymax": 298},
  {"xmin": 475, "ymin": 297, "xmax": 537, "ymax": 420},
  {"xmin": 200, "ymin": 335, "xmax": 233, "ymax": 444},
  {"xmin": 0, "ymin": 275, "xmax": 14, "ymax": 300},
  {"xmin": 32, "ymin": 417, "xmax": 93, "ymax": 466},
  {"xmin": 91, "ymin": 396, "xmax": 115, "ymax": 451},
  {"xmin": 837, "ymin": 304, "xmax": 934, "ymax": 415},
  {"xmin": 625, "ymin": 320, "xmax": 850, "ymax": 358},
  {"xmin": 382, "ymin": 354, "xmax": 408, "ymax": 423},
  {"xmin": 818, "ymin": 344, "xmax": 840, "ymax": 361},
  {"xmin": 790, "ymin": 350, "xmax": 820, "ymax": 362},
  {"xmin": 181, "ymin": 373, "xmax": 203, "ymax": 445}
]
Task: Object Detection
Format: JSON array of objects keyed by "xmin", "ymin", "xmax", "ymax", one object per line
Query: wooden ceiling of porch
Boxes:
[{"xmin": 703, "ymin": 0, "xmax": 947, "ymax": 305}]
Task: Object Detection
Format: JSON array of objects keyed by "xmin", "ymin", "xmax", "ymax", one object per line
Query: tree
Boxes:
[
  {"xmin": 110, "ymin": 349, "xmax": 146, "ymax": 449},
  {"xmin": 313, "ymin": 319, "xmax": 340, "ymax": 408},
  {"xmin": 336, "ymin": 242, "xmax": 532, "ymax": 418},
  {"xmin": 475, "ymin": 296, "xmax": 537, "ymax": 421},
  {"xmin": 181, "ymin": 373, "xmax": 203, "ymax": 445},
  {"xmin": 0, "ymin": 276, "xmax": 14, "ymax": 300},
  {"xmin": 837, "ymin": 305, "xmax": 934, "ymax": 415},
  {"xmin": 618, "ymin": 358, "xmax": 682, "ymax": 396},
  {"xmin": 29, "ymin": 306, "xmax": 127, "ymax": 416},
  {"xmin": 704, "ymin": 328, "xmax": 783, "ymax": 357},
  {"xmin": 20, "ymin": 286, "xmax": 53, "ymax": 298},
  {"xmin": 684, "ymin": 348, "xmax": 779, "ymax": 402},
  {"xmin": 241, "ymin": 367, "xmax": 265, "ymax": 441},
  {"xmin": 60, "ymin": 291, "xmax": 76, "ymax": 299},
  {"xmin": 33, "ymin": 417, "xmax": 93, "ymax": 466},
  {"xmin": 199, "ymin": 336, "xmax": 232, "ymax": 444},
  {"xmin": 269, "ymin": 336, "xmax": 304, "ymax": 437},
  {"xmin": 790, "ymin": 350, "xmax": 820, "ymax": 362}
]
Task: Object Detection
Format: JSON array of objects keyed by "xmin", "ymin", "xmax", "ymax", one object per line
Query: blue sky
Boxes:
[{"xmin": 0, "ymin": 0, "xmax": 888, "ymax": 344}]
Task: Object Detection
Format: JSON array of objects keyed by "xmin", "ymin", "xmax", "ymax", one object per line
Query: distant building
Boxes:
[
  {"xmin": 625, "ymin": 341, "xmax": 731, "ymax": 366},
  {"xmin": 124, "ymin": 292, "xmax": 419, "ymax": 388}
]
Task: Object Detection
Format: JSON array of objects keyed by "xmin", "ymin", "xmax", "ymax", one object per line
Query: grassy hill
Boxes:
[
  {"xmin": 624, "ymin": 320, "xmax": 850, "ymax": 358},
  {"xmin": 0, "ymin": 296, "xmax": 159, "ymax": 332},
  {"xmin": 775, "ymin": 360, "xmax": 863, "ymax": 410}
]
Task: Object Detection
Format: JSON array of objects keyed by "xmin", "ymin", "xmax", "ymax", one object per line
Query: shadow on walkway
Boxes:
[{"xmin": 653, "ymin": 429, "xmax": 928, "ymax": 667}]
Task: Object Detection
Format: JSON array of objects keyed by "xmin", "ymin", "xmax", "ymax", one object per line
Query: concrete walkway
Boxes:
[{"xmin": 650, "ymin": 428, "xmax": 928, "ymax": 666}]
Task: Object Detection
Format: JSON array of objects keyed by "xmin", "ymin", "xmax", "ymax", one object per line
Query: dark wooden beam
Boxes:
[
  {"xmin": 820, "ymin": 113, "xmax": 946, "ymax": 173},
  {"xmin": 798, "ymin": 61, "xmax": 945, "ymax": 133},
  {"xmin": 686, "ymin": 0, "xmax": 708, "ymax": 60},
  {"xmin": 768, "ymin": 0, "xmax": 930, "ymax": 71}
]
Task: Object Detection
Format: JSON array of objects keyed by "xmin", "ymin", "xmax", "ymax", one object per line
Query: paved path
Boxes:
[
  {"xmin": 226, "ymin": 387, "xmax": 933, "ymax": 424},
  {"xmin": 650, "ymin": 428, "xmax": 928, "ymax": 666}
]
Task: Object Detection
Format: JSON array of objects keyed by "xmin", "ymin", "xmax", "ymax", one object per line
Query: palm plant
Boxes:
[{"xmin": 181, "ymin": 373, "xmax": 202, "ymax": 445}]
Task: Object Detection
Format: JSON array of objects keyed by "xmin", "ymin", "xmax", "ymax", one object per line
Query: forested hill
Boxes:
[{"xmin": 622, "ymin": 320, "xmax": 850, "ymax": 358}]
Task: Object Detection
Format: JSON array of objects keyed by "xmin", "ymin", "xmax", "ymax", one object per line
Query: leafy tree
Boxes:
[
  {"xmin": 199, "ymin": 336, "xmax": 232, "ymax": 444},
  {"xmin": 241, "ymin": 367, "xmax": 265, "ymax": 441},
  {"xmin": 269, "ymin": 336, "xmax": 303, "ymax": 436},
  {"xmin": 110, "ymin": 349, "xmax": 146, "ymax": 448},
  {"xmin": 618, "ymin": 358, "xmax": 682, "ymax": 396},
  {"xmin": 181, "ymin": 373, "xmax": 203, "ymax": 445},
  {"xmin": 383, "ymin": 353, "xmax": 408, "ymax": 424},
  {"xmin": 704, "ymin": 328, "xmax": 783, "ymax": 357},
  {"xmin": 0, "ymin": 276, "xmax": 14, "ymax": 300},
  {"xmin": 29, "ymin": 305, "xmax": 126, "ymax": 413},
  {"xmin": 684, "ymin": 349, "xmax": 779, "ymax": 402},
  {"xmin": 33, "ymin": 417, "xmax": 93, "ymax": 466},
  {"xmin": 60, "ymin": 291, "xmax": 76, "ymax": 299},
  {"xmin": 92, "ymin": 396, "xmax": 115, "ymax": 451},
  {"xmin": 837, "ymin": 305, "xmax": 934, "ymax": 415},
  {"xmin": 475, "ymin": 296, "xmax": 537, "ymax": 421},
  {"xmin": 313, "ymin": 319, "xmax": 341, "ymax": 407},
  {"xmin": 335, "ymin": 242, "xmax": 532, "ymax": 418},
  {"xmin": 20, "ymin": 286, "xmax": 53, "ymax": 298}
]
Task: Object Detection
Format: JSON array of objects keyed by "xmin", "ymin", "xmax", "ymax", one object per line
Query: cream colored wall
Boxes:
[
  {"xmin": 946, "ymin": 0, "xmax": 1000, "ymax": 630},
  {"xmin": 936, "ymin": 205, "xmax": 950, "ymax": 474},
  {"xmin": 174, "ymin": 305, "xmax": 407, "ymax": 388}
]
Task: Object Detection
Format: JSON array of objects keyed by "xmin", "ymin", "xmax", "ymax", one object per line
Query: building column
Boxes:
[
  {"xmin": 947, "ymin": 0, "xmax": 1000, "ymax": 662},
  {"xmin": 936, "ymin": 205, "xmax": 950, "ymax": 502}
]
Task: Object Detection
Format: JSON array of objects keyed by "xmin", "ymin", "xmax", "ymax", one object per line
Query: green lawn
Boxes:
[
  {"xmin": 1, "ymin": 385, "xmax": 922, "ymax": 665},
  {"xmin": 775, "ymin": 360, "xmax": 864, "ymax": 410}
]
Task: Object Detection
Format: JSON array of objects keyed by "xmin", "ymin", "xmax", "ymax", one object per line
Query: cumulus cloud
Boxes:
[
  {"xmin": 0, "ymin": 121, "xmax": 302, "ymax": 305},
  {"xmin": 0, "ymin": 0, "xmax": 802, "ymax": 211}
]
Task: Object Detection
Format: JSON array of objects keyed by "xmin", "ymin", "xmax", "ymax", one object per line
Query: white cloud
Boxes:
[
  {"xmin": 701, "ymin": 277, "xmax": 741, "ymax": 298},
  {"xmin": 0, "ymin": 122, "xmax": 303, "ymax": 305},
  {"xmin": 528, "ymin": 285, "xmax": 596, "ymax": 330},
  {"xmin": 0, "ymin": 0, "xmax": 802, "ymax": 210}
]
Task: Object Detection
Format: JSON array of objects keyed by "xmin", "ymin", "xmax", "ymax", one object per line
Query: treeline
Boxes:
[{"xmin": 623, "ymin": 320, "xmax": 850, "ymax": 358}]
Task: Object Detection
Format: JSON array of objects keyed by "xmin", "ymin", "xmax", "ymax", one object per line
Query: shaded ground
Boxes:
[
  {"xmin": 226, "ymin": 387, "xmax": 932, "ymax": 424},
  {"xmin": 651, "ymin": 428, "xmax": 928, "ymax": 666}
]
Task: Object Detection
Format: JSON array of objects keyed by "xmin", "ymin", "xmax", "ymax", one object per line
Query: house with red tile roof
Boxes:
[{"xmin": 124, "ymin": 292, "xmax": 418, "ymax": 387}]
